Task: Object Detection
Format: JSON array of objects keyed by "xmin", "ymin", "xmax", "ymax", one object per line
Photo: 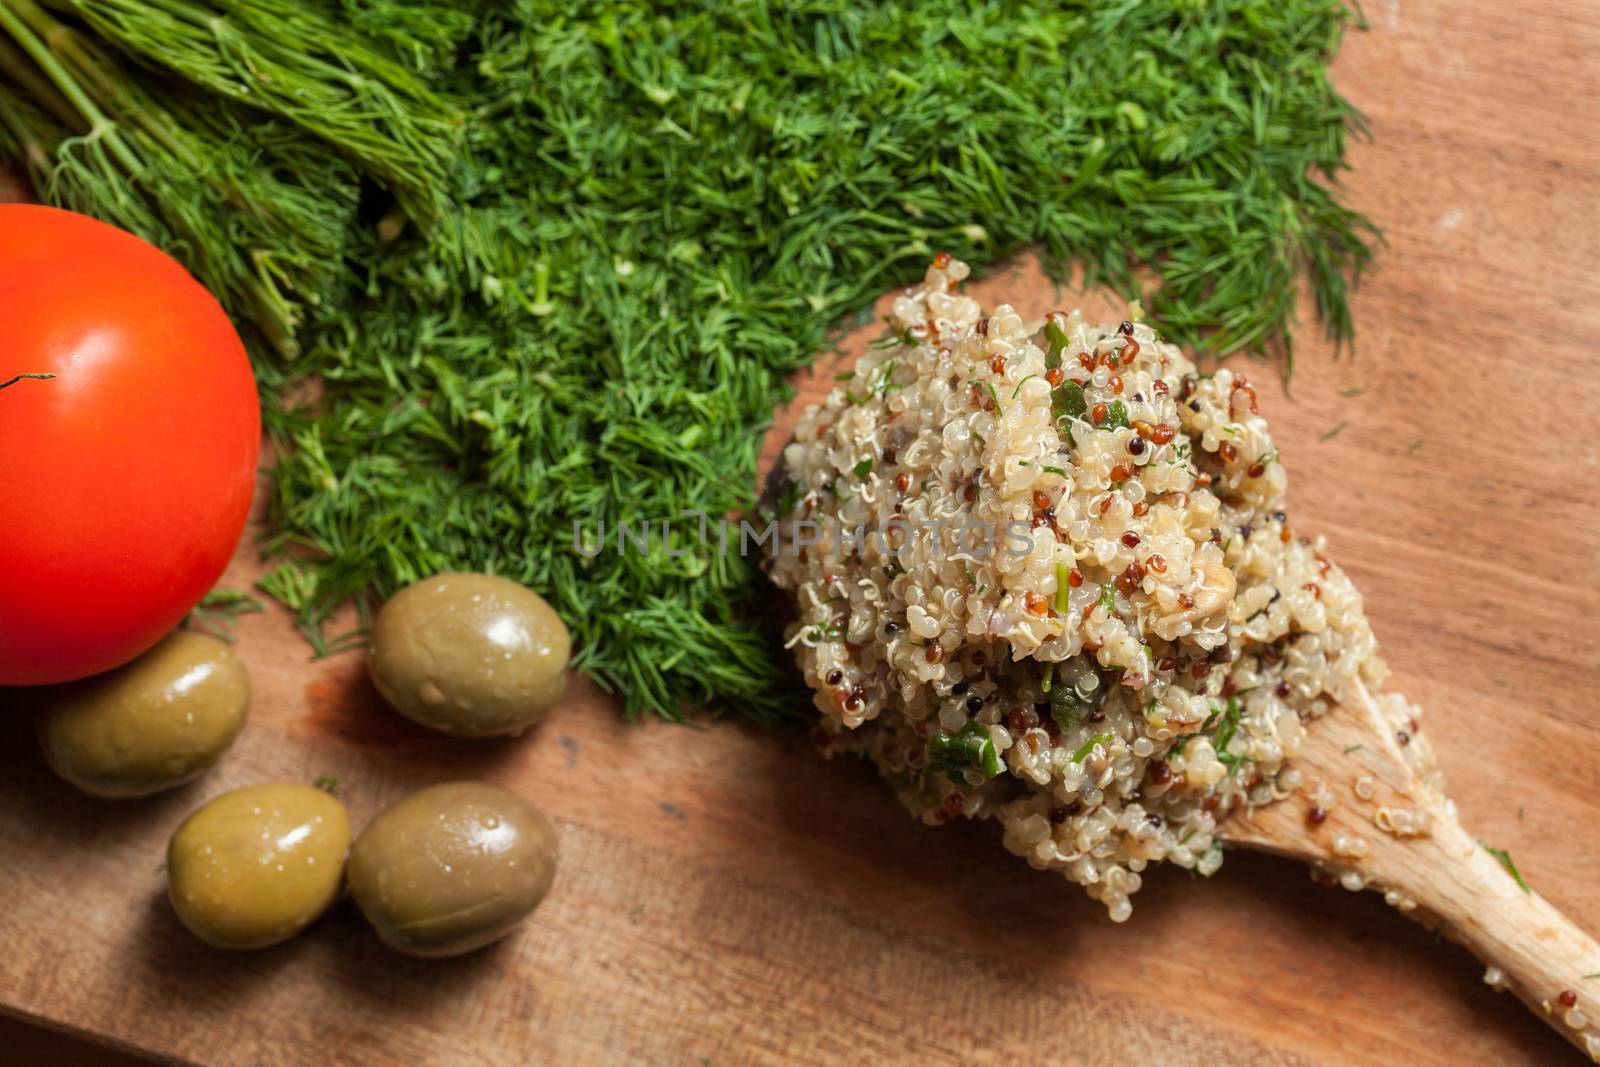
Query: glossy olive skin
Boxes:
[
  {"xmin": 37, "ymin": 630, "xmax": 249, "ymax": 798},
  {"xmin": 167, "ymin": 783, "xmax": 350, "ymax": 950},
  {"xmin": 347, "ymin": 782, "xmax": 558, "ymax": 958},
  {"xmin": 368, "ymin": 573, "xmax": 570, "ymax": 738}
]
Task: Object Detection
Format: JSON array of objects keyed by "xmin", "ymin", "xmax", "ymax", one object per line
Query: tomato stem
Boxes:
[{"xmin": 0, "ymin": 372, "xmax": 54, "ymax": 392}]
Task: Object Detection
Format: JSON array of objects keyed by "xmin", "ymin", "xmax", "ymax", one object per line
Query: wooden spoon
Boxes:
[
  {"xmin": 1225, "ymin": 681, "xmax": 1600, "ymax": 1060},
  {"xmin": 761, "ymin": 280, "xmax": 1600, "ymax": 1056}
]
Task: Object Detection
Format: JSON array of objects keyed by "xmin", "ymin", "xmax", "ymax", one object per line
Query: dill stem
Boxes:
[
  {"xmin": 0, "ymin": 29, "xmax": 77, "ymax": 130},
  {"xmin": 6, "ymin": 0, "xmax": 298, "ymax": 353},
  {"xmin": 244, "ymin": 275, "xmax": 300, "ymax": 359},
  {"xmin": 35, "ymin": 9, "xmax": 201, "ymax": 171},
  {"xmin": 0, "ymin": 0, "xmax": 138, "ymax": 174},
  {"xmin": 0, "ymin": 75, "xmax": 57, "ymax": 176}
]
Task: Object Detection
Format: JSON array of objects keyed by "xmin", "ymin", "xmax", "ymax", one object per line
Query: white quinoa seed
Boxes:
[{"xmin": 1374, "ymin": 805, "xmax": 1432, "ymax": 838}]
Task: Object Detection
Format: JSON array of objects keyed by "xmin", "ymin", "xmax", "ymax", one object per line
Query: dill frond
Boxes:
[{"xmin": 0, "ymin": 0, "xmax": 1381, "ymax": 724}]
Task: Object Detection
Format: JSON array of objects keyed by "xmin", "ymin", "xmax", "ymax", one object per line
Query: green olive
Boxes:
[
  {"xmin": 346, "ymin": 782, "xmax": 558, "ymax": 958},
  {"xmin": 368, "ymin": 573, "xmax": 570, "ymax": 738},
  {"xmin": 167, "ymin": 783, "xmax": 350, "ymax": 950},
  {"xmin": 37, "ymin": 630, "xmax": 250, "ymax": 798}
]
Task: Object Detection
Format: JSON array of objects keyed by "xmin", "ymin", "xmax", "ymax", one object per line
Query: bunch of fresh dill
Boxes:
[{"xmin": 0, "ymin": 0, "xmax": 1378, "ymax": 724}]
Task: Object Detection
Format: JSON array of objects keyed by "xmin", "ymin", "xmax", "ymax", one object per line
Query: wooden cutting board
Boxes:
[{"xmin": 3, "ymin": 1, "xmax": 1598, "ymax": 1063}]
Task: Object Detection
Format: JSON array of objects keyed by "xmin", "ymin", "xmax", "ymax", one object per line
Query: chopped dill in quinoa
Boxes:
[
  {"xmin": 1071, "ymin": 734, "xmax": 1115, "ymax": 764},
  {"xmin": 1, "ymin": 1, "xmax": 1378, "ymax": 723}
]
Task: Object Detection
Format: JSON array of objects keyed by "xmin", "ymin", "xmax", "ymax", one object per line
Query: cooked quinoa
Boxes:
[{"xmin": 767, "ymin": 255, "xmax": 1419, "ymax": 920}]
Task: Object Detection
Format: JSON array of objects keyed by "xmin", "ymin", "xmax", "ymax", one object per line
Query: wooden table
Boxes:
[{"xmin": 4, "ymin": 0, "xmax": 1598, "ymax": 1062}]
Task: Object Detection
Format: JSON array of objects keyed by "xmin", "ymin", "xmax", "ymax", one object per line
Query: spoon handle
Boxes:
[{"xmin": 1227, "ymin": 684, "xmax": 1600, "ymax": 1059}]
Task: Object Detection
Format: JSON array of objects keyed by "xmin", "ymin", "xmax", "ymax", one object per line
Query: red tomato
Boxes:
[{"xmin": 0, "ymin": 205, "xmax": 260, "ymax": 686}]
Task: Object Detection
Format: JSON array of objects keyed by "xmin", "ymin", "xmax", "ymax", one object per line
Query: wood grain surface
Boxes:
[{"xmin": 3, "ymin": 0, "xmax": 1598, "ymax": 1063}]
